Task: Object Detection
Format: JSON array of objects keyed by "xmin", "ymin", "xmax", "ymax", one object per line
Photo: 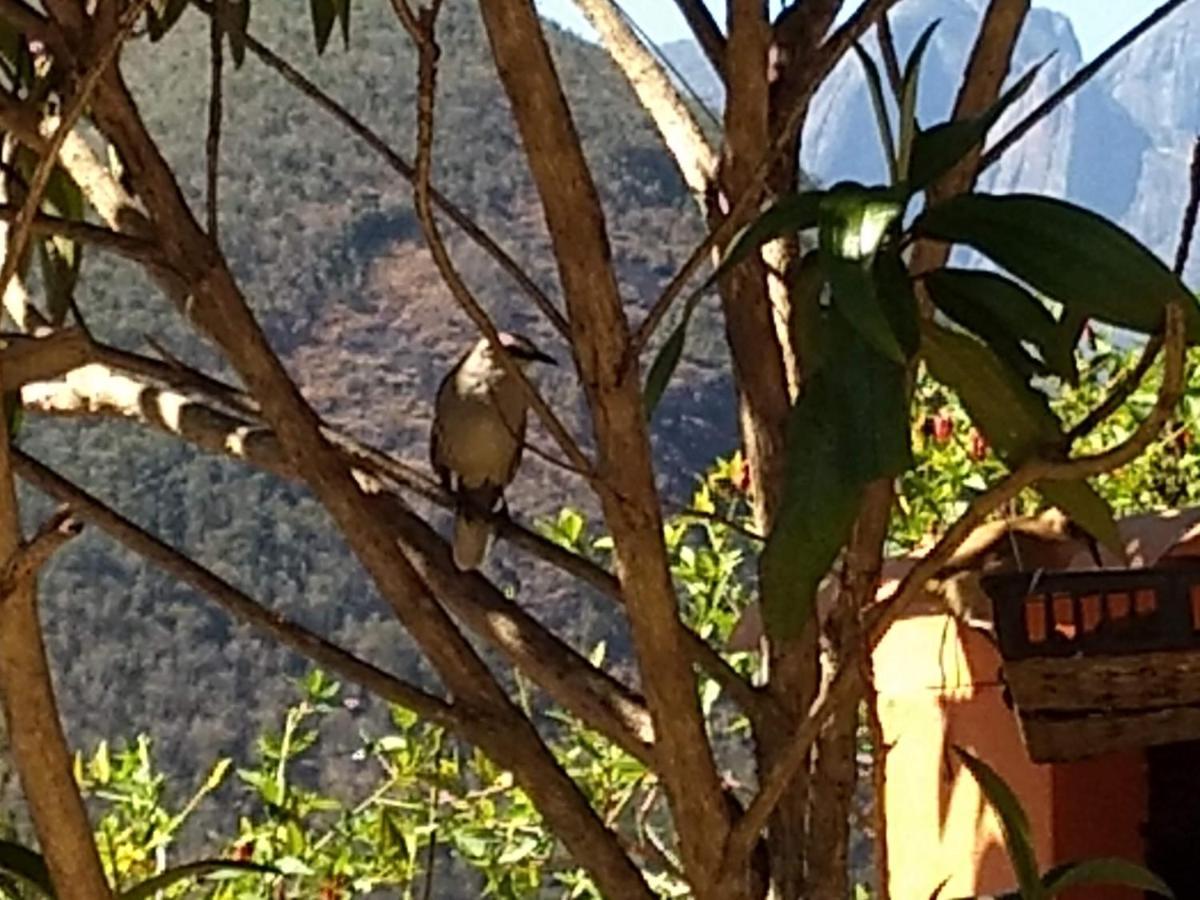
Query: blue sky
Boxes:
[{"xmin": 534, "ymin": 1, "xmax": 1159, "ymax": 61}]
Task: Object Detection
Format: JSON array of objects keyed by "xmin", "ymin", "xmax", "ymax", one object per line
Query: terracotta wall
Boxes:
[{"xmin": 875, "ymin": 609, "xmax": 1147, "ymax": 899}]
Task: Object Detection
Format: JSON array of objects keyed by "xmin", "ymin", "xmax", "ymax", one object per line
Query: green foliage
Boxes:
[{"xmin": 717, "ymin": 28, "xmax": 1200, "ymax": 637}]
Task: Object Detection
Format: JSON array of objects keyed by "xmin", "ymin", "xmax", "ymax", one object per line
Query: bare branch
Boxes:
[
  {"xmin": 13, "ymin": 450, "xmax": 460, "ymax": 729},
  {"xmin": 572, "ymin": 0, "xmax": 716, "ymax": 203},
  {"xmin": 673, "ymin": 0, "xmax": 725, "ymax": 76},
  {"xmin": 0, "ymin": 304, "xmax": 109, "ymax": 899},
  {"xmin": 0, "ymin": 204, "xmax": 163, "ymax": 267},
  {"xmin": 980, "ymin": 0, "xmax": 1190, "ymax": 175},
  {"xmin": 0, "ymin": 507, "xmax": 81, "ymax": 597},
  {"xmin": 477, "ymin": 1, "xmax": 730, "ymax": 885},
  {"xmin": 0, "ymin": 0, "xmax": 150, "ymax": 312},
  {"xmin": 0, "ymin": 328, "xmax": 90, "ymax": 387},
  {"xmin": 189, "ymin": 0, "xmax": 569, "ymax": 339}
]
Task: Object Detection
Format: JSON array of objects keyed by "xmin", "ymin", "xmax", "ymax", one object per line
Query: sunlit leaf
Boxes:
[
  {"xmin": 120, "ymin": 860, "xmax": 276, "ymax": 900},
  {"xmin": 909, "ymin": 59, "xmax": 1045, "ymax": 191},
  {"xmin": 917, "ymin": 193, "xmax": 1200, "ymax": 340},
  {"xmin": 953, "ymin": 747, "xmax": 1043, "ymax": 900},
  {"xmin": 1042, "ymin": 857, "xmax": 1173, "ymax": 897},
  {"xmin": 925, "ymin": 269, "xmax": 1076, "ymax": 383},
  {"xmin": 818, "ymin": 183, "xmax": 909, "ymax": 363}
]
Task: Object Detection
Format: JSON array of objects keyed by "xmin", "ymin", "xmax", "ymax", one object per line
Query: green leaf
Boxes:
[
  {"xmin": 120, "ymin": 860, "xmax": 276, "ymax": 900},
  {"xmin": 897, "ymin": 20, "xmax": 940, "ymax": 178},
  {"xmin": 953, "ymin": 747, "xmax": 1043, "ymax": 900},
  {"xmin": 1042, "ymin": 858, "xmax": 1173, "ymax": 897},
  {"xmin": 310, "ymin": 0, "xmax": 337, "ymax": 55},
  {"xmin": 917, "ymin": 193, "xmax": 1200, "ymax": 340},
  {"xmin": 3, "ymin": 391, "xmax": 22, "ymax": 440},
  {"xmin": 874, "ymin": 249, "xmax": 920, "ymax": 360},
  {"xmin": 643, "ymin": 296, "xmax": 697, "ymax": 420},
  {"xmin": 220, "ymin": 0, "xmax": 250, "ymax": 67},
  {"xmin": 909, "ymin": 59, "xmax": 1045, "ymax": 191},
  {"xmin": 147, "ymin": 0, "xmax": 189, "ymax": 41},
  {"xmin": 925, "ymin": 269, "xmax": 1077, "ymax": 383},
  {"xmin": 762, "ymin": 320, "xmax": 911, "ymax": 637},
  {"xmin": 853, "ymin": 43, "xmax": 897, "ymax": 183},
  {"xmin": 787, "ymin": 249, "xmax": 826, "ymax": 367},
  {"xmin": 336, "ymin": 0, "xmax": 351, "ymax": 49},
  {"xmin": 713, "ymin": 191, "xmax": 823, "ymax": 286},
  {"xmin": 921, "ymin": 324, "xmax": 1121, "ymax": 555},
  {"xmin": 818, "ymin": 183, "xmax": 908, "ymax": 363},
  {"xmin": 0, "ymin": 841, "xmax": 53, "ymax": 898}
]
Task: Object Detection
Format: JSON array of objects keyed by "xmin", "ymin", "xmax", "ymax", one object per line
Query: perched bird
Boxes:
[{"xmin": 431, "ymin": 332, "xmax": 555, "ymax": 570}]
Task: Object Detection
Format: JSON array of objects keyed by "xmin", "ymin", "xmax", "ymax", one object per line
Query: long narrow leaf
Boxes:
[
  {"xmin": 853, "ymin": 43, "xmax": 898, "ymax": 184},
  {"xmin": 1042, "ymin": 858, "xmax": 1173, "ymax": 897},
  {"xmin": 0, "ymin": 841, "xmax": 53, "ymax": 898},
  {"xmin": 922, "ymin": 323, "xmax": 1121, "ymax": 555},
  {"xmin": 953, "ymin": 747, "xmax": 1043, "ymax": 900},
  {"xmin": 120, "ymin": 859, "xmax": 276, "ymax": 900},
  {"xmin": 909, "ymin": 59, "xmax": 1046, "ymax": 191},
  {"xmin": 762, "ymin": 319, "xmax": 910, "ymax": 637},
  {"xmin": 310, "ymin": 0, "xmax": 337, "ymax": 54},
  {"xmin": 897, "ymin": 20, "xmax": 940, "ymax": 178},
  {"xmin": 643, "ymin": 296, "xmax": 699, "ymax": 420},
  {"xmin": 925, "ymin": 269, "xmax": 1077, "ymax": 383},
  {"xmin": 917, "ymin": 193, "xmax": 1200, "ymax": 341}
]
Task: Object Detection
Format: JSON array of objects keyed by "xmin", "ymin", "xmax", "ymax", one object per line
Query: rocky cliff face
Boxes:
[{"xmin": 665, "ymin": 1, "xmax": 1200, "ymax": 278}]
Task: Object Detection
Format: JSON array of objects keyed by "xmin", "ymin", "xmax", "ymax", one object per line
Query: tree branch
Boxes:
[
  {"xmin": 476, "ymin": 1, "xmax": 730, "ymax": 889},
  {"xmin": 979, "ymin": 0, "xmax": 1190, "ymax": 175},
  {"xmin": 0, "ymin": 326, "xmax": 109, "ymax": 898},
  {"xmin": 206, "ymin": 1, "xmax": 223, "ymax": 240},
  {"xmin": 0, "ymin": 0, "xmax": 150, "ymax": 309},
  {"xmin": 0, "ymin": 328, "xmax": 90, "ymax": 387},
  {"xmin": 409, "ymin": 10, "xmax": 593, "ymax": 480},
  {"xmin": 572, "ymin": 0, "xmax": 716, "ymax": 204},
  {"xmin": 188, "ymin": 0, "xmax": 570, "ymax": 339},
  {"xmin": 12, "ymin": 450, "xmax": 460, "ymax": 729},
  {"xmin": 673, "ymin": 0, "xmax": 725, "ymax": 76}
]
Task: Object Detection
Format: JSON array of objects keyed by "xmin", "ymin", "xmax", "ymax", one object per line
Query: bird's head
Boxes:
[{"xmin": 472, "ymin": 332, "xmax": 557, "ymax": 369}]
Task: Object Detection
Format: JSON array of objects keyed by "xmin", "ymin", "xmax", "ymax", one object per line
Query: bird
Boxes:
[{"xmin": 430, "ymin": 331, "xmax": 556, "ymax": 570}]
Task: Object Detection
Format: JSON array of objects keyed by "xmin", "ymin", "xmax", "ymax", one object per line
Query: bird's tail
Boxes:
[{"xmin": 452, "ymin": 486, "xmax": 500, "ymax": 570}]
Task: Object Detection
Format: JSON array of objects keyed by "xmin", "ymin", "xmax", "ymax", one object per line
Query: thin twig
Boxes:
[
  {"xmin": 0, "ymin": 204, "xmax": 164, "ymax": 267},
  {"xmin": 0, "ymin": 506, "xmax": 81, "ymax": 596},
  {"xmin": 979, "ymin": 0, "xmax": 1189, "ymax": 174},
  {"xmin": 206, "ymin": 2, "xmax": 223, "ymax": 241},
  {"xmin": 409, "ymin": 8, "xmax": 594, "ymax": 479},
  {"xmin": 12, "ymin": 449, "xmax": 460, "ymax": 728},
  {"xmin": 726, "ymin": 302, "xmax": 1188, "ymax": 872},
  {"xmin": 187, "ymin": 0, "xmax": 569, "ymax": 339},
  {"xmin": 632, "ymin": 0, "xmax": 902, "ymax": 354},
  {"xmin": 0, "ymin": 0, "xmax": 151, "ymax": 309},
  {"xmin": 671, "ymin": 0, "xmax": 725, "ymax": 77}
]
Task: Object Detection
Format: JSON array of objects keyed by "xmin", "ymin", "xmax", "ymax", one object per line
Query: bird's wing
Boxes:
[
  {"xmin": 502, "ymin": 407, "xmax": 529, "ymax": 487},
  {"xmin": 430, "ymin": 370, "xmax": 457, "ymax": 491}
]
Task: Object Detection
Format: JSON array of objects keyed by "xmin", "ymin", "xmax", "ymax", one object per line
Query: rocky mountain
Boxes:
[{"xmin": 664, "ymin": 0, "xmax": 1200, "ymax": 279}]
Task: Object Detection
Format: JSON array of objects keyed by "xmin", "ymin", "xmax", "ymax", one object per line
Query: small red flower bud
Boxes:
[
  {"xmin": 969, "ymin": 429, "xmax": 989, "ymax": 461},
  {"xmin": 932, "ymin": 411, "xmax": 954, "ymax": 444}
]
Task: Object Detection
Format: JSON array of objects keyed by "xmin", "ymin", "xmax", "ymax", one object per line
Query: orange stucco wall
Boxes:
[{"xmin": 874, "ymin": 609, "xmax": 1147, "ymax": 899}]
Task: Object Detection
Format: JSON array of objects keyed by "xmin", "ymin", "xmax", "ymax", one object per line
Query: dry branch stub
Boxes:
[{"xmin": 984, "ymin": 567, "xmax": 1200, "ymax": 762}]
